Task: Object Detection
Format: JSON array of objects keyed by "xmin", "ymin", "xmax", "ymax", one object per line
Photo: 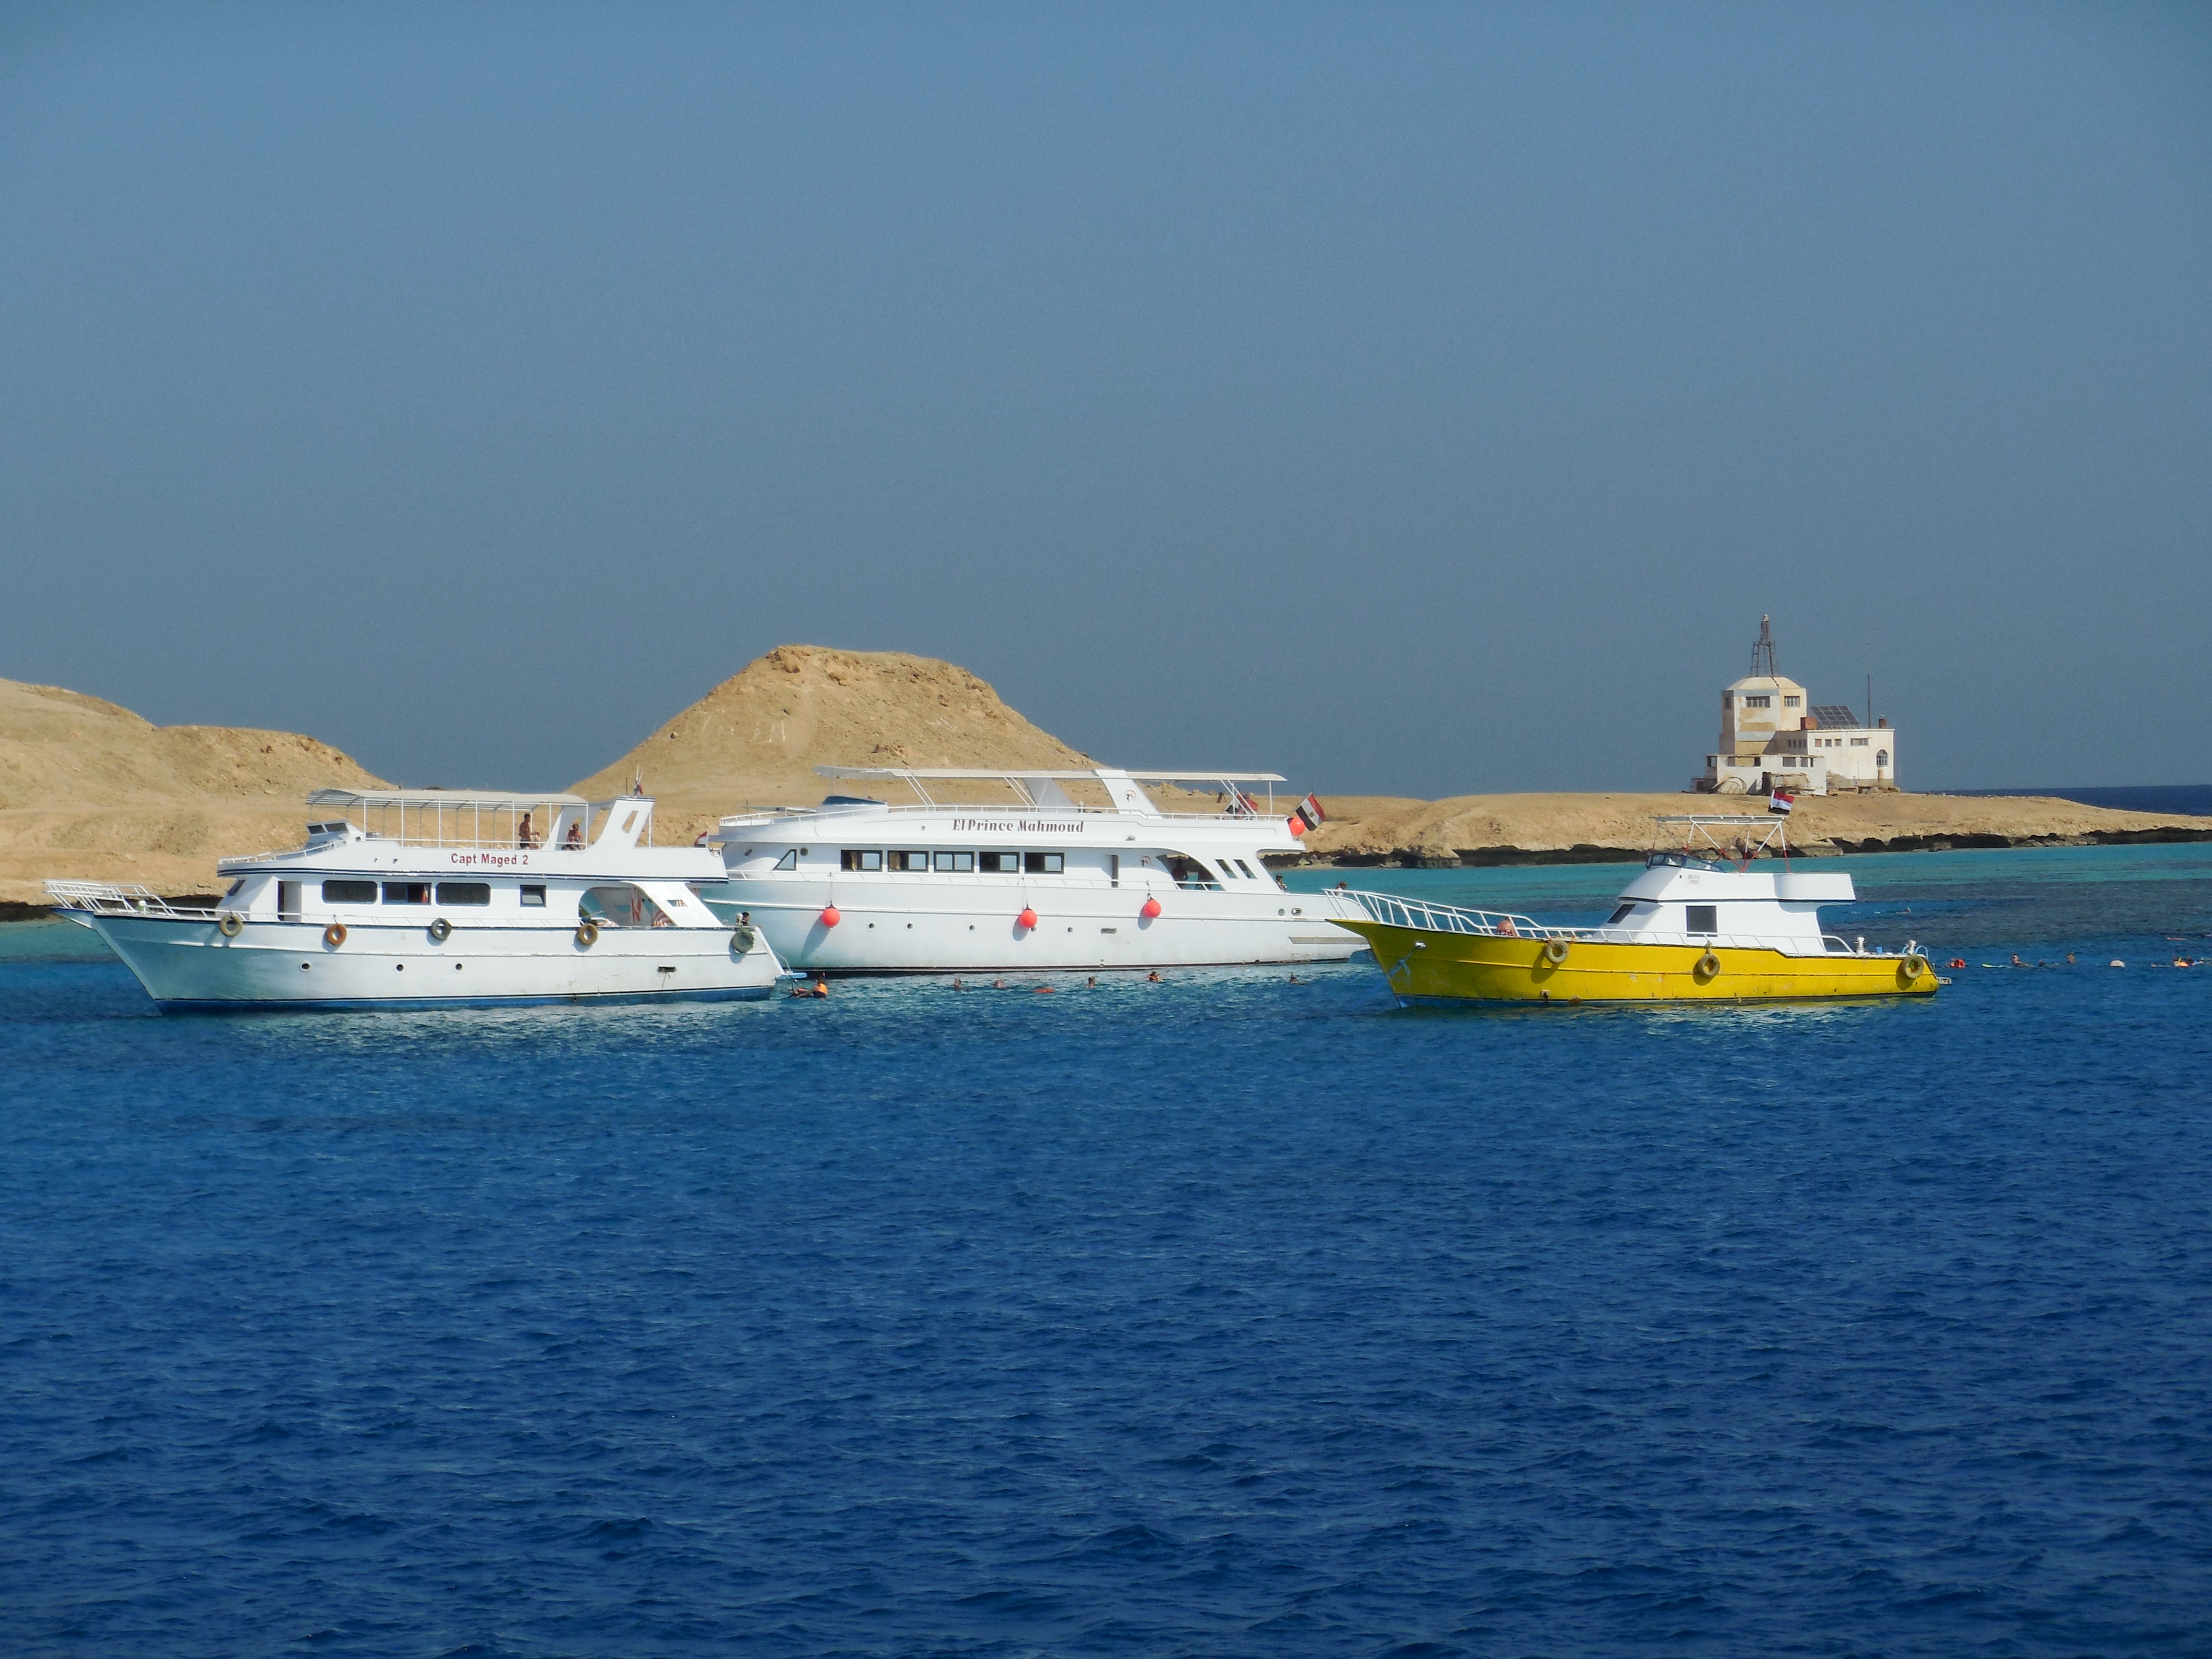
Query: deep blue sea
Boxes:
[{"xmin": 5, "ymin": 844, "xmax": 2211, "ymax": 1658}]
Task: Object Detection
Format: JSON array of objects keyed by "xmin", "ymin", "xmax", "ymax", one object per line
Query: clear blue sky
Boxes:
[{"xmin": 4, "ymin": 3, "xmax": 2206, "ymax": 795}]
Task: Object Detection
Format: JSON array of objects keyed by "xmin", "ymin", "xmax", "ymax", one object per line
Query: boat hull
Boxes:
[
  {"xmin": 66, "ymin": 913, "xmax": 785, "ymax": 1010},
  {"xmin": 705, "ymin": 883, "xmax": 1365, "ymax": 973},
  {"xmin": 1337, "ymin": 922, "xmax": 1937, "ymax": 1004}
]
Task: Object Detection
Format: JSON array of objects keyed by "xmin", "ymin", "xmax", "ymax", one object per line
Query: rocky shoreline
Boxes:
[{"xmin": 1268, "ymin": 791, "xmax": 2212, "ymax": 872}]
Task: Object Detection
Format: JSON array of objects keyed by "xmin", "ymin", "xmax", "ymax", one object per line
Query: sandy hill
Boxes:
[
  {"xmin": 568, "ymin": 646, "xmax": 1100, "ymax": 840},
  {"xmin": 0, "ymin": 677, "xmax": 386, "ymax": 904}
]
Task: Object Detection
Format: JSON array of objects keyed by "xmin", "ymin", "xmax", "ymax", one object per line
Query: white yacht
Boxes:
[
  {"xmin": 46, "ymin": 789, "xmax": 788, "ymax": 1010},
  {"xmin": 710, "ymin": 767, "xmax": 1366, "ymax": 973}
]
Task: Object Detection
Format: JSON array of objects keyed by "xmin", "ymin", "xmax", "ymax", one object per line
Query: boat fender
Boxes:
[
  {"xmin": 1899, "ymin": 954, "xmax": 1927, "ymax": 982},
  {"xmin": 323, "ymin": 923, "xmax": 347, "ymax": 948},
  {"xmin": 576, "ymin": 919, "xmax": 600, "ymax": 947},
  {"xmin": 428, "ymin": 916, "xmax": 453, "ymax": 943},
  {"xmin": 1017, "ymin": 907, "xmax": 1038, "ymax": 930},
  {"xmin": 1140, "ymin": 896, "xmax": 1163, "ymax": 920},
  {"xmin": 820, "ymin": 905, "xmax": 841, "ymax": 928},
  {"xmin": 217, "ymin": 912, "xmax": 245, "ymax": 938},
  {"xmin": 731, "ymin": 924, "xmax": 757, "ymax": 953},
  {"xmin": 1542, "ymin": 939, "xmax": 1571, "ymax": 965},
  {"xmin": 1695, "ymin": 950, "xmax": 1721, "ymax": 978}
]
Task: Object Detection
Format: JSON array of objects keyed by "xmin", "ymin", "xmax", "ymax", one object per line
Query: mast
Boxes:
[{"xmin": 1750, "ymin": 614, "xmax": 1777, "ymax": 679}]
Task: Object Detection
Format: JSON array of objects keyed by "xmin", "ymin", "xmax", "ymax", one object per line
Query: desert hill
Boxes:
[
  {"xmin": 0, "ymin": 677, "xmax": 386, "ymax": 904},
  {"xmin": 568, "ymin": 645, "xmax": 1099, "ymax": 840}
]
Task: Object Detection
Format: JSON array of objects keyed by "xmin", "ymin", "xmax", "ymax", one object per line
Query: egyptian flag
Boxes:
[
  {"xmin": 1768, "ymin": 788, "xmax": 1796, "ymax": 817},
  {"xmin": 1295, "ymin": 793, "xmax": 1326, "ymax": 832}
]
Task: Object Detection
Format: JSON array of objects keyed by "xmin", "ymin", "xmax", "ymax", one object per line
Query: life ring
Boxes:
[
  {"xmin": 428, "ymin": 916, "xmax": 453, "ymax": 943},
  {"xmin": 730, "ymin": 924, "xmax": 757, "ymax": 953},
  {"xmin": 1542, "ymin": 938, "xmax": 1570, "ymax": 965},
  {"xmin": 1695, "ymin": 950, "xmax": 1722, "ymax": 978},
  {"xmin": 323, "ymin": 922, "xmax": 347, "ymax": 948},
  {"xmin": 1899, "ymin": 954, "xmax": 1927, "ymax": 982},
  {"xmin": 216, "ymin": 912, "xmax": 244, "ymax": 938},
  {"xmin": 576, "ymin": 919, "xmax": 600, "ymax": 948}
]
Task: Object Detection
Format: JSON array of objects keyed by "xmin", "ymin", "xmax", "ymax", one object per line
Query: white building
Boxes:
[{"xmin": 1696, "ymin": 618, "xmax": 1897, "ymax": 795}]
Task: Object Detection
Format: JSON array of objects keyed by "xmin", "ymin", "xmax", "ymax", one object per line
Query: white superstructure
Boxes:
[
  {"xmin": 712, "ymin": 767, "xmax": 1365, "ymax": 973},
  {"xmin": 47, "ymin": 789, "xmax": 787, "ymax": 1010}
]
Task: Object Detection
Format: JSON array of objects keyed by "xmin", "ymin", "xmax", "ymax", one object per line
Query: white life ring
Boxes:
[
  {"xmin": 217, "ymin": 912, "xmax": 244, "ymax": 938},
  {"xmin": 576, "ymin": 919, "xmax": 600, "ymax": 948}
]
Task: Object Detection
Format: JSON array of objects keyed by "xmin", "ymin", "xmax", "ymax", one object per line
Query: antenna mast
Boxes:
[{"xmin": 1749, "ymin": 615, "xmax": 1777, "ymax": 679}]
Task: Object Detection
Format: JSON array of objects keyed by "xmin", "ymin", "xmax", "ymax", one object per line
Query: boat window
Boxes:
[
  {"xmin": 1233, "ymin": 860, "xmax": 1255, "ymax": 878},
  {"xmin": 222, "ymin": 879, "xmax": 244, "ymax": 901},
  {"xmin": 1606, "ymin": 902, "xmax": 1635, "ymax": 924},
  {"xmin": 979, "ymin": 851, "xmax": 1021, "ymax": 874},
  {"xmin": 773, "ymin": 850, "xmax": 799, "ymax": 871},
  {"xmin": 889, "ymin": 851, "xmax": 930, "ymax": 872},
  {"xmin": 841, "ymin": 850, "xmax": 883, "ymax": 872},
  {"xmin": 322, "ymin": 879, "xmax": 378, "ymax": 905},
  {"xmin": 1023, "ymin": 852, "xmax": 1064, "ymax": 875},
  {"xmin": 934, "ymin": 851, "xmax": 974, "ymax": 873},
  {"xmin": 581, "ymin": 884, "xmax": 663, "ymax": 928},
  {"xmin": 1686, "ymin": 904, "xmax": 1718, "ymax": 934},
  {"xmin": 520, "ymin": 884, "xmax": 546, "ymax": 907},
  {"xmin": 383, "ymin": 881, "xmax": 431, "ymax": 904},
  {"xmin": 1164, "ymin": 855, "xmax": 1220, "ymax": 890},
  {"xmin": 435, "ymin": 882, "xmax": 491, "ymax": 907}
]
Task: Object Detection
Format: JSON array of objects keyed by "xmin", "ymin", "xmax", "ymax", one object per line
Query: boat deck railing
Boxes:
[
  {"xmin": 1338, "ymin": 890, "xmax": 1880, "ymax": 956},
  {"xmin": 45, "ymin": 881, "xmax": 227, "ymax": 922},
  {"xmin": 718, "ymin": 803, "xmax": 1274, "ymax": 828}
]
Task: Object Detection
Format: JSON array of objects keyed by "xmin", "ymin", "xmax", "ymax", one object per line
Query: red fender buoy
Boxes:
[
  {"xmin": 820, "ymin": 905, "xmax": 841, "ymax": 927},
  {"xmin": 1287, "ymin": 816, "xmax": 1305, "ymax": 837},
  {"xmin": 1017, "ymin": 907, "xmax": 1038, "ymax": 930},
  {"xmin": 1140, "ymin": 896, "xmax": 1163, "ymax": 919}
]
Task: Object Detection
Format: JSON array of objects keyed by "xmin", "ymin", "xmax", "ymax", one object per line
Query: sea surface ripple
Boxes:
[{"xmin": 3, "ymin": 844, "xmax": 2210, "ymax": 1657}]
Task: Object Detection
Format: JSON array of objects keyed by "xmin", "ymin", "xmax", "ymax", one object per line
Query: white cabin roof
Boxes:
[
  {"xmin": 815, "ymin": 767, "xmax": 1287, "ymax": 783},
  {"xmin": 308, "ymin": 788, "xmax": 589, "ymax": 811}
]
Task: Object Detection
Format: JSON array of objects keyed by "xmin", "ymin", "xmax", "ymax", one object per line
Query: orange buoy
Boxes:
[
  {"xmin": 1287, "ymin": 816, "xmax": 1306, "ymax": 837},
  {"xmin": 1017, "ymin": 907, "xmax": 1038, "ymax": 929},
  {"xmin": 1140, "ymin": 896, "xmax": 1163, "ymax": 919},
  {"xmin": 820, "ymin": 905, "xmax": 841, "ymax": 927}
]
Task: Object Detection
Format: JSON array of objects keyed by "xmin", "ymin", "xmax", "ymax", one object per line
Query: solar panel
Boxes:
[{"xmin": 1811, "ymin": 704, "xmax": 1862, "ymax": 729}]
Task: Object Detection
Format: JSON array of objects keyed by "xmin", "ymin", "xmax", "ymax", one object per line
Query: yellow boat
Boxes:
[{"xmin": 1334, "ymin": 815, "xmax": 1937, "ymax": 1006}]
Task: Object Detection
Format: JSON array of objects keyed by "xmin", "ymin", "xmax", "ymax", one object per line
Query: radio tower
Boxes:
[{"xmin": 1749, "ymin": 615, "xmax": 1777, "ymax": 679}]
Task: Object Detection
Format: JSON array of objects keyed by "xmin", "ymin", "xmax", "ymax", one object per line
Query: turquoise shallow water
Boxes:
[{"xmin": 3, "ymin": 844, "xmax": 2210, "ymax": 1656}]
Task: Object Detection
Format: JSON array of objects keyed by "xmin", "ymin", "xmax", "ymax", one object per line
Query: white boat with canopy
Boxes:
[
  {"xmin": 710, "ymin": 766, "xmax": 1365, "ymax": 973},
  {"xmin": 47, "ymin": 789, "xmax": 787, "ymax": 1010}
]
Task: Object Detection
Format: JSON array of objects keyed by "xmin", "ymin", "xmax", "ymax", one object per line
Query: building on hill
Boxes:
[{"xmin": 1695, "ymin": 617, "xmax": 1897, "ymax": 795}]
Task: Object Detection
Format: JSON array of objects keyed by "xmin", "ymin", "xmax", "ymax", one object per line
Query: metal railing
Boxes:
[
  {"xmin": 43, "ymin": 881, "xmax": 227, "ymax": 921},
  {"xmin": 1336, "ymin": 890, "xmax": 1875, "ymax": 957}
]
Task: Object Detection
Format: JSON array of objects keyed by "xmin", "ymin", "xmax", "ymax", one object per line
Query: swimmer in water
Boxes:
[{"xmin": 1147, "ymin": 971, "xmax": 1161, "ymax": 983}]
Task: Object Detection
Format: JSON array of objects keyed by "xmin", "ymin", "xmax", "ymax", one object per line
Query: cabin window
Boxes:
[
  {"xmin": 1164, "ymin": 855, "xmax": 1218, "ymax": 890},
  {"xmin": 933, "ymin": 851, "xmax": 974, "ymax": 873},
  {"xmin": 1686, "ymin": 904, "xmax": 1718, "ymax": 934},
  {"xmin": 278, "ymin": 881, "xmax": 302, "ymax": 920},
  {"xmin": 979, "ymin": 851, "xmax": 1021, "ymax": 874},
  {"xmin": 383, "ymin": 881, "xmax": 431, "ymax": 904},
  {"xmin": 1023, "ymin": 852, "xmax": 1064, "ymax": 874},
  {"xmin": 322, "ymin": 880, "xmax": 378, "ymax": 905},
  {"xmin": 773, "ymin": 850, "xmax": 798, "ymax": 871},
  {"xmin": 1108, "ymin": 854, "xmax": 1119, "ymax": 888},
  {"xmin": 435, "ymin": 882, "xmax": 491, "ymax": 907},
  {"xmin": 1233, "ymin": 860, "xmax": 1255, "ymax": 878},
  {"xmin": 889, "ymin": 851, "xmax": 930, "ymax": 872},
  {"xmin": 841, "ymin": 850, "xmax": 883, "ymax": 872},
  {"xmin": 520, "ymin": 885, "xmax": 546, "ymax": 907},
  {"xmin": 1606, "ymin": 902, "xmax": 1635, "ymax": 924},
  {"xmin": 222, "ymin": 879, "xmax": 244, "ymax": 901},
  {"xmin": 581, "ymin": 885, "xmax": 663, "ymax": 928}
]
